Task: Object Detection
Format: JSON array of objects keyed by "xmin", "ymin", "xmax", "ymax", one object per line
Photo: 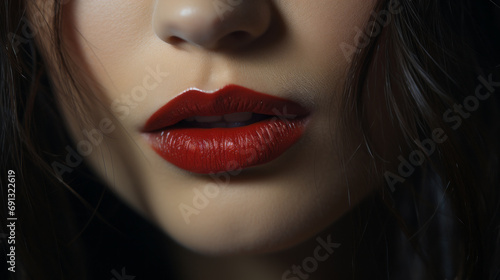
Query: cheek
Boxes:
[
  {"xmin": 62, "ymin": 0, "xmax": 155, "ymax": 86},
  {"xmin": 287, "ymin": 0, "xmax": 375, "ymax": 47},
  {"xmin": 298, "ymin": 2, "xmax": 373, "ymax": 48},
  {"xmin": 280, "ymin": 0, "xmax": 377, "ymax": 99}
]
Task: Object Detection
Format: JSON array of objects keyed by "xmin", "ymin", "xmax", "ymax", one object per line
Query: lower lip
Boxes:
[{"xmin": 145, "ymin": 116, "xmax": 308, "ymax": 174}]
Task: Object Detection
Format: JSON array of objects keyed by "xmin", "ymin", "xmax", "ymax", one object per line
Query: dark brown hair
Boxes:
[
  {"xmin": 1, "ymin": 1, "xmax": 88, "ymax": 279},
  {"xmin": 1, "ymin": 0, "xmax": 499, "ymax": 279},
  {"xmin": 343, "ymin": 0, "xmax": 500, "ymax": 279}
]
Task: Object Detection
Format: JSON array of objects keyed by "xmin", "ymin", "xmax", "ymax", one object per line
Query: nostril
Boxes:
[
  {"xmin": 229, "ymin": 31, "xmax": 250, "ymax": 41},
  {"xmin": 218, "ymin": 31, "xmax": 252, "ymax": 47},
  {"xmin": 167, "ymin": 36, "xmax": 185, "ymax": 45}
]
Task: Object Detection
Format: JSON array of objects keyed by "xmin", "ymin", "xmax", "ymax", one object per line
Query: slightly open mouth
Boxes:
[
  {"xmin": 142, "ymin": 84, "xmax": 311, "ymax": 174},
  {"xmin": 174, "ymin": 112, "xmax": 274, "ymax": 129}
]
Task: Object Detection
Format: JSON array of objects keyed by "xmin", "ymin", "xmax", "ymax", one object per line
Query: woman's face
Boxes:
[{"xmin": 34, "ymin": 0, "xmax": 390, "ymax": 254}]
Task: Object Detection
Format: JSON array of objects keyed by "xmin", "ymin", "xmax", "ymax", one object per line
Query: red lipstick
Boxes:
[{"xmin": 142, "ymin": 85, "xmax": 310, "ymax": 174}]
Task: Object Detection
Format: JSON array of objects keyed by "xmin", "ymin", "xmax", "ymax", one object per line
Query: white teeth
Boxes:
[
  {"xmin": 187, "ymin": 112, "xmax": 254, "ymax": 123},
  {"xmin": 194, "ymin": 116, "xmax": 223, "ymax": 123},
  {"xmin": 223, "ymin": 112, "xmax": 253, "ymax": 122}
]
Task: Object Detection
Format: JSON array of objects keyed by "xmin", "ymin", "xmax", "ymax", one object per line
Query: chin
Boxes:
[{"xmin": 148, "ymin": 175, "xmax": 356, "ymax": 256}]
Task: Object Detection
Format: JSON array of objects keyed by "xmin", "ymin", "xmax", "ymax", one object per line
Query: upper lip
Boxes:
[{"xmin": 142, "ymin": 84, "xmax": 310, "ymax": 132}]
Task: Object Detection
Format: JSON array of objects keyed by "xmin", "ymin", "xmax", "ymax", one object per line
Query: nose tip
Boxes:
[{"xmin": 153, "ymin": 0, "xmax": 271, "ymax": 50}]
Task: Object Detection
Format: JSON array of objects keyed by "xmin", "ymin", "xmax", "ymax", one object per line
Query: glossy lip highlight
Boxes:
[{"xmin": 142, "ymin": 84, "xmax": 311, "ymax": 174}]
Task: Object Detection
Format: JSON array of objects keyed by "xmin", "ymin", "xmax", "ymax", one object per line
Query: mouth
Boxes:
[{"xmin": 142, "ymin": 84, "xmax": 310, "ymax": 174}]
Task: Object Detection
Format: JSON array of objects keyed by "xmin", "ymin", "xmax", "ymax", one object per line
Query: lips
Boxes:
[{"xmin": 142, "ymin": 84, "xmax": 310, "ymax": 174}]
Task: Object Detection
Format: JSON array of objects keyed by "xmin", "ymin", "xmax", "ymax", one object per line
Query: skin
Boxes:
[{"xmin": 30, "ymin": 0, "xmax": 401, "ymax": 278}]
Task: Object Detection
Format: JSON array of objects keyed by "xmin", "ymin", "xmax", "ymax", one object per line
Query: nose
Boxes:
[{"xmin": 153, "ymin": 0, "xmax": 272, "ymax": 50}]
